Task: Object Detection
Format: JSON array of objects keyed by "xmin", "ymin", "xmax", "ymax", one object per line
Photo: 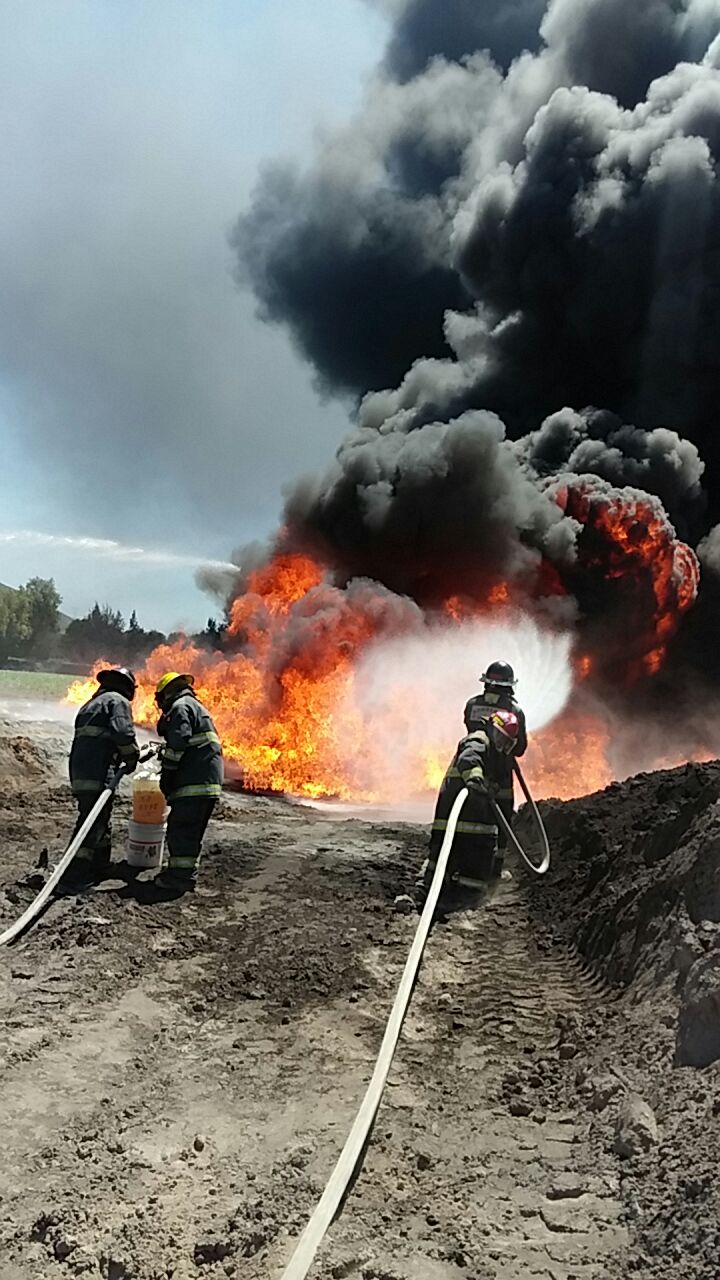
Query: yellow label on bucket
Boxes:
[{"xmin": 132, "ymin": 778, "xmax": 166, "ymax": 825}]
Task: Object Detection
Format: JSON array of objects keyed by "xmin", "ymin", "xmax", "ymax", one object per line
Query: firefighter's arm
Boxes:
[
  {"xmin": 456, "ymin": 737, "xmax": 493, "ymax": 795},
  {"xmin": 108, "ymin": 696, "xmax": 140, "ymax": 773},
  {"xmin": 514, "ymin": 709, "xmax": 528, "ymax": 758},
  {"xmin": 462, "ymin": 699, "xmax": 473, "ymax": 732},
  {"xmin": 159, "ymin": 704, "xmax": 193, "ymax": 793}
]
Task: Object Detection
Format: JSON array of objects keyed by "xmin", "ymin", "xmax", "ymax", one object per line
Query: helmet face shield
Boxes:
[{"xmin": 489, "ymin": 709, "xmax": 520, "ymax": 754}]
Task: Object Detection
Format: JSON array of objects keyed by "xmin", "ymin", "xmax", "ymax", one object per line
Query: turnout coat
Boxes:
[
  {"xmin": 463, "ymin": 688, "xmax": 527, "ymax": 845},
  {"xmin": 158, "ymin": 691, "xmax": 224, "ymax": 802},
  {"xmin": 428, "ymin": 728, "xmax": 505, "ymax": 887},
  {"xmin": 69, "ymin": 689, "xmax": 139, "ymax": 795}
]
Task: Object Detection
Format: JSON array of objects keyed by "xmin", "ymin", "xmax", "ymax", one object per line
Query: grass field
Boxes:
[{"xmin": 0, "ymin": 670, "xmax": 74, "ymax": 701}]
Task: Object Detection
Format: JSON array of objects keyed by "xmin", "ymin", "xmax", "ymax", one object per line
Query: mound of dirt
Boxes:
[
  {"xmin": 0, "ymin": 735, "xmax": 53, "ymax": 792},
  {"xmin": 519, "ymin": 761, "xmax": 720, "ymax": 1278},
  {"xmin": 3, "ymin": 724, "xmax": 720, "ymax": 1279}
]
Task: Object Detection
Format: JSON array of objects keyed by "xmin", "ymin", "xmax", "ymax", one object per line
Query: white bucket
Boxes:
[{"xmin": 127, "ymin": 818, "xmax": 166, "ymax": 869}]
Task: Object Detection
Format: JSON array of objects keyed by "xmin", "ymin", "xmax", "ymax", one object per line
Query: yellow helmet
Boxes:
[{"xmin": 155, "ymin": 671, "xmax": 194, "ymax": 696}]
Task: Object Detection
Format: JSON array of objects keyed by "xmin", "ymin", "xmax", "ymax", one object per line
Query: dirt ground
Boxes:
[{"xmin": 0, "ymin": 706, "xmax": 719, "ymax": 1279}]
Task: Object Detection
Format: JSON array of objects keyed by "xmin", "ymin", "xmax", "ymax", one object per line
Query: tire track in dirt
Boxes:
[
  {"xmin": 0, "ymin": 763, "xmax": 626, "ymax": 1280},
  {"xmin": 0, "ymin": 802, "xmax": 421, "ymax": 1279},
  {"xmin": 298, "ymin": 876, "xmax": 627, "ymax": 1280},
  {"xmin": 2, "ymin": 725, "xmax": 720, "ymax": 1278}
]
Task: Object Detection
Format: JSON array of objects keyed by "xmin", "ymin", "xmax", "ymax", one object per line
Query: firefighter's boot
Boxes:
[
  {"xmin": 55, "ymin": 858, "xmax": 95, "ymax": 896},
  {"xmin": 90, "ymin": 848, "xmax": 112, "ymax": 884},
  {"xmin": 138, "ymin": 869, "xmax": 196, "ymax": 903}
]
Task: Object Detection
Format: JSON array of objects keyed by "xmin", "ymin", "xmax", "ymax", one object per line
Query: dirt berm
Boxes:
[{"xmin": 0, "ymin": 730, "xmax": 719, "ymax": 1279}]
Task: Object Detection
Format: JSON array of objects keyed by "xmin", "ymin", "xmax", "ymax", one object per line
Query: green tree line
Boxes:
[
  {"xmin": 0, "ymin": 578, "xmax": 224, "ymax": 665},
  {"xmin": 0, "ymin": 578, "xmax": 63, "ymax": 661}
]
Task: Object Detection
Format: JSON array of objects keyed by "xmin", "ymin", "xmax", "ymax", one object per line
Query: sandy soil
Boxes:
[{"xmin": 0, "ymin": 705, "xmax": 717, "ymax": 1279}]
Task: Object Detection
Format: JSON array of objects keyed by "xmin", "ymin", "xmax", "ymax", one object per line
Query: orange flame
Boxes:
[
  {"xmin": 64, "ymin": 506, "xmax": 702, "ymax": 805},
  {"xmin": 443, "ymin": 579, "xmax": 513, "ymax": 622},
  {"xmin": 521, "ymin": 710, "xmax": 613, "ymax": 800},
  {"xmin": 556, "ymin": 480, "xmax": 699, "ymax": 676},
  {"xmin": 576, "ymin": 654, "xmax": 593, "ymax": 680},
  {"xmin": 67, "ymin": 555, "xmax": 414, "ymax": 801}
]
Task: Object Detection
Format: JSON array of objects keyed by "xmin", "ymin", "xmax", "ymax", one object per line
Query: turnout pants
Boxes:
[
  {"xmin": 495, "ymin": 763, "xmax": 515, "ymax": 852},
  {"xmin": 72, "ymin": 792, "xmax": 113, "ymax": 869},
  {"xmin": 166, "ymin": 798, "xmax": 216, "ymax": 882},
  {"xmin": 495, "ymin": 793, "xmax": 514, "ymax": 851},
  {"xmin": 425, "ymin": 831, "xmax": 498, "ymax": 890}
]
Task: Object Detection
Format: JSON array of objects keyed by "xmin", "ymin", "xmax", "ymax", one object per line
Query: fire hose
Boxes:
[
  {"xmin": 498, "ymin": 760, "xmax": 551, "ymax": 876},
  {"xmin": 278, "ymin": 786, "xmax": 469, "ymax": 1280},
  {"xmin": 279, "ymin": 768, "xmax": 551, "ymax": 1278},
  {"xmin": 0, "ymin": 740, "xmax": 551, "ymax": 1272},
  {"xmin": 0, "ymin": 748, "xmax": 157, "ymax": 948}
]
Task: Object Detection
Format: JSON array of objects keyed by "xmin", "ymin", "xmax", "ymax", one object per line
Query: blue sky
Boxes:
[{"xmin": 0, "ymin": 0, "xmax": 386, "ymax": 631}]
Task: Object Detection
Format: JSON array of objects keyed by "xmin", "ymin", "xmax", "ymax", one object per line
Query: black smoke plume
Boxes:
[
  {"xmin": 383, "ymin": 0, "xmax": 545, "ymax": 81},
  {"xmin": 232, "ymin": 0, "xmax": 720, "ymax": 708}
]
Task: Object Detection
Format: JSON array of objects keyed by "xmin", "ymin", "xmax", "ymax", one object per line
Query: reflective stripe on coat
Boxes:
[
  {"xmin": 158, "ymin": 692, "xmax": 224, "ymax": 802},
  {"xmin": 69, "ymin": 690, "xmax": 139, "ymax": 794}
]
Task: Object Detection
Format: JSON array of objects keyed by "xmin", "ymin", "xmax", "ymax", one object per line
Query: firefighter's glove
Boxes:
[
  {"xmin": 125, "ymin": 750, "xmax": 140, "ymax": 775},
  {"xmin": 466, "ymin": 777, "xmax": 488, "ymax": 797},
  {"xmin": 467, "ymin": 777, "xmax": 496, "ymax": 800},
  {"xmin": 159, "ymin": 773, "xmax": 172, "ymax": 799}
]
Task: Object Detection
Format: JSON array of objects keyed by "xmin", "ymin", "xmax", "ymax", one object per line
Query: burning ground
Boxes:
[{"xmin": 1, "ymin": 711, "xmax": 720, "ymax": 1277}]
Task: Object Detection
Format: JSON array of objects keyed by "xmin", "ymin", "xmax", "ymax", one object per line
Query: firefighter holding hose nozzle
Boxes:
[
  {"xmin": 142, "ymin": 671, "xmax": 224, "ymax": 901},
  {"xmin": 464, "ymin": 660, "xmax": 526, "ymax": 854},
  {"xmin": 417, "ymin": 709, "xmax": 521, "ymax": 905}
]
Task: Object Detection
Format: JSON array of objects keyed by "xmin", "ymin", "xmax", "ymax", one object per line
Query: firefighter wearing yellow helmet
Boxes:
[{"xmin": 148, "ymin": 671, "xmax": 224, "ymax": 899}]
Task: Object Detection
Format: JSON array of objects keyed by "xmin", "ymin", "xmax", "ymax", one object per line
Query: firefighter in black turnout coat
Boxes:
[
  {"xmin": 150, "ymin": 672, "xmax": 224, "ymax": 899},
  {"xmin": 464, "ymin": 660, "xmax": 527, "ymax": 852},
  {"xmin": 419, "ymin": 708, "xmax": 521, "ymax": 902},
  {"xmin": 61, "ymin": 666, "xmax": 140, "ymax": 892}
]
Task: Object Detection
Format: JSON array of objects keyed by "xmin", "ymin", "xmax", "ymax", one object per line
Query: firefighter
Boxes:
[
  {"xmin": 418, "ymin": 709, "xmax": 521, "ymax": 904},
  {"xmin": 464, "ymin": 660, "xmax": 527, "ymax": 747},
  {"xmin": 464, "ymin": 660, "xmax": 527, "ymax": 851},
  {"xmin": 60, "ymin": 666, "xmax": 140, "ymax": 893},
  {"xmin": 147, "ymin": 671, "xmax": 223, "ymax": 899}
]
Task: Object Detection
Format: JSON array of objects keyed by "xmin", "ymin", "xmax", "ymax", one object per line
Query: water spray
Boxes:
[{"xmin": 0, "ymin": 529, "xmax": 239, "ymax": 573}]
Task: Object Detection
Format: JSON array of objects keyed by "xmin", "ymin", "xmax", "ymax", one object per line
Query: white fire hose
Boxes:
[
  {"xmin": 0, "ymin": 740, "xmax": 551, "ymax": 1279},
  {"xmin": 279, "ymin": 766, "xmax": 551, "ymax": 1278},
  {"xmin": 278, "ymin": 787, "xmax": 469, "ymax": 1280},
  {"xmin": 0, "ymin": 748, "xmax": 157, "ymax": 948},
  {"xmin": 493, "ymin": 760, "xmax": 551, "ymax": 877}
]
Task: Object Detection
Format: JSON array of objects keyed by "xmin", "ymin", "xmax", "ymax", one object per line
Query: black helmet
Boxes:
[
  {"xmin": 481, "ymin": 660, "xmax": 516, "ymax": 688},
  {"xmin": 97, "ymin": 667, "xmax": 137, "ymax": 701}
]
